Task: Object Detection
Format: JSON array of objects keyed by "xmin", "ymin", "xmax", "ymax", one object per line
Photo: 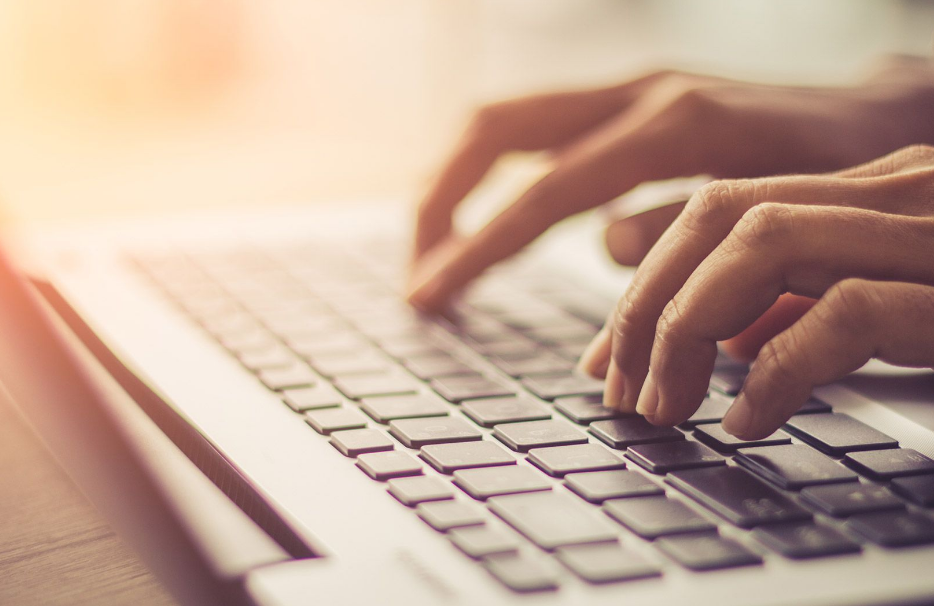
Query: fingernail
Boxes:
[
  {"xmin": 635, "ymin": 368, "xmax": 658, "ymax": 417},
  {"xmin": 577, "ymin": 327, "xmax": 610, "ymax": 377},
  {"xmin": 722, "ymin": 394, "xmax": 752, "ymax": 437},
  {"xmin": 603, "ymin": 358, "xmax": 624, "ymax": 410}
]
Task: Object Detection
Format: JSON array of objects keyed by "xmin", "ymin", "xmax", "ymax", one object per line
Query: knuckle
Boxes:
[
  {"xmin": 892, "ymin": 144, "xmax": 934, "ymax": 167},
  {"xmin": 729, "ymin": 202, "xmax": 796, "ymax": 251},
  {"xmin": 655, "ymin": 297, "xmax": 690, "ymax": 346},
  {"xmin": 682, "ymin": 179, "xmax": 755, "ymax": 235},
  {"xmin": 757, "ymin": 337, "xmax": 798, "ymax": 384}
]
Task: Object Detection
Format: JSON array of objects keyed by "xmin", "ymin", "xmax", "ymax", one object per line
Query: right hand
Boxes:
[{"xmin": 407, "ymin": 57, "xmax": 934, "ymax": 312}]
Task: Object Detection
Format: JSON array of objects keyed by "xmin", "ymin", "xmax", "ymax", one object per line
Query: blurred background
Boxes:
[{"xmin": 0, "ymin": 0, "xmax": 932, "ymax": 223}]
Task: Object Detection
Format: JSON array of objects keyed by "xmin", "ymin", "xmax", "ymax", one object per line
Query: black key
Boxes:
[
  {"xmin": 483, "ymin": 555, "xmax": 559, "ymax": 593},
  {"xmin": 493, "ymin": 420, "xmax": 589, "ymax": 452},
  {"xmin": 453, "ymin": 465, "xmax": 552, "ymax": 500},
  {"xmin": 389, "ymin": 417, "xmax": 482, "ymax": 448},
  {"xmin": 476, "ymin": 340, "xmax": 540, "ymax": 358},
  {"xmin": 565, "ymin": 470, "xmax": 663, "ymax": 504},
  {"xmin": 656, "ymin": 534, "xmax": 762, "ymax": 571},
  {"xmin": 555, "ymin": 543, "xmax": 661, "ymax": 584},
  {"xmin": 554, "ymin": 395, "xmax": 623, "ymax": 424},
  {"xmin": 709, "ymin": 368, "xmax": 746, "ymax": 396},
  {"xmin": 800, "ymin": 483, "xmax": 905, "ymax": 517},
  {"xmin": 403, "ymin": 355, "xmax": 479, "ymax": 380},
  {"xmin": 329, "ymin": 428, "xmax": 394, "ymax": 456},
  {"xmin": 333, "ymin": 373, "xmax": 420, "ymax": 400},
  {"xmin": 431, "ymin": 376, "xmax": 514, "ymax": 403},
  {"xmin": 784, "ymin": 413, "xmax": 898, "ymax": 456},
  {"xmin": 310, "ymin": 352, "xmax": 391, "ymax": 377},
  {"xmin": 387, "ymin": 476, "xmax": 454, "ymax": 506},
  {"xmin": 462, "ymin": 397, "xmax": 551, "ymax": 427},
  {"xmin": 525, "ymin": 324, "xmax": 598, "ymax": 346},
  {"xmin": 797, "ymin": 397, "xmax": 833, "ymax": 415},
  {"xmin": 491, "ymin": 354, "xmax": 574, "ymax": 378},
  {"xmin": 589, "ymin": 418, "xmax": 684, "ymax": 450},
  {"xmin": 679, "ymin": 395, "xmax": 732, "ymax": 428},
  {"xmin": 753, "ymin": 522, "xmax": 861, "ymax": 559},
  {"xmin": 420, "ymin": 441, "xmax": 516, "ymax": 474},
  {"xmin": 450, "ymin": 527, "xmax": 520, "ymax": 558},
  {"xmin": 735, "ymin": 444, "xmax": 859, "ymax": 490},
  {"xmin": 626, "ymin": 441, "xmax": 726, "ymax": 474},
  {"xmin": 846, "ymin": 511, "xmax": 934, "ymax": 547},
  {"xmin": 356, "ymin": 451, "xmax": 423, "ymax": 480},
  {"xmin": 693, "ymin": 424, "xmax": 791, "ymax": 453},
  {"xmin": 891, "ymin": 475, "xmax": 934, "ymax": 506},
  {"xmin": 281, "ymin": 385, "xmax": 343, "ymax": 412},
  {"xmin": 358, "ymin": 394, "xmax": 449, "ymax": 424},
  {"xmin": 416, "ymin": 500, "xmax": 486, "ymax": 531},
  {"xmin": 667, "ymin": 466, "xmax": 811, "ymax": 528},
  {"xmin": 488, "ymin": 491, "xmax": 618, "ymax": 550},
  {"xmin": 305, "ymin": 408, "xmax": 367, "ymax": 435},
  {"xmin": 844, "ymin": 448, "xmax": 934, "ymax": 480},
  {"xmin": 258, "ymin": 364, "xmax": 318, "ymax": 390},
  {"xmin": 603, "ymin": 496, "xmax": 716, "ymax": 539},
  {"xmin": 528, "ymin": 444, "xmax": 626, "ymax": 477},
  {"xmin": 522, "ymin": 374, "xmax": 604, "ymax": 400}
]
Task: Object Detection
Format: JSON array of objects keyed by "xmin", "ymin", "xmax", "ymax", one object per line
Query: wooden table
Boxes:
[{"xmin": 0, "ymin": 392, "xmax": 176, "ymax": 606}]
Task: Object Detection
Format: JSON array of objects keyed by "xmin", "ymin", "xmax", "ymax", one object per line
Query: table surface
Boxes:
[{"xmin": 0, "ymin": 392, "xmax": 176, "ymax": 606}]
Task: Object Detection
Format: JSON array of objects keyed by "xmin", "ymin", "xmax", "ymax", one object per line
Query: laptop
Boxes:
[{"xmin": 2, "ymin": 195, "xmax": 933, "ymax": 606}]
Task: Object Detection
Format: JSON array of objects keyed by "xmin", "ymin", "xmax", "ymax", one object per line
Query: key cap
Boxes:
[
  {"xmin": 844, "ymin": 448, "xmax": 934, "ymax": 480},
  {"xmin": 238, "ymin": 346, "xmax": 299, "ymax": 371},
  {"xmin": 476, "ymin": 340, "xmax": 540, "ymax": 358},
  {"xmin": 389, "ymin": 417, "xmax": 482, "ymax": 448},
  {"xmin": 286, "ymin": 332, "xmax": 370, "ymax": 357},
  {"xmin": 891, "ymin": 475, "xmax": 934, "ymax": 506},
  {"xmin": 449, "ymin": 526, "xmax": 520, "ymax": 559},
  {"xmin": 555, "ymin": 543, "xmax": 661, "ymax": 584},
  {"xmin": 589, "ymin": 418, "xmax": 685, "ymax": 449},
  {"xmin": 846, "ymin": 511, "xmax": 934, "ymax": 547},
  {"xmin": 305, "ymin": 407, "xmax": 367, "ymax": 435},
  {"xmin": 281, "ymin": 385, "xmax": 343, "ymax": 412},
  {"xmin": 521, "ymin": 374, "xmax": 604, "ymax": 400},
  {"xmin": 416, "ymin": 500, "xmax": 486, "ymax": 531},
  {"xmin": 626, "ymin": 441, "xmax": 726, "ymax": 474},
  {"xmin": 797, "ymin": 397, "xmax": 833, "ymax": 415},
  {"xmin": 709, "ymin": 368, "xmax": 746, "ymax": 396},
  {"xmin": 525, "ymin": 325, "xmax": 599, "ymax": 346},
  {"xmin": 488, "ymin": 492, "xmax": 618, "ymax": 550},
  {"xmin": 333, "ymin": 373, "xmax": 420, "ymax": 400},
  {"xmin": 258, "ymin": 364, "xmax": 318, "ymax": 391},
  {"xmin": 420, "ymin": 441, "xmax": 516, "ymax": 474},
  {"xmin": 431, "ymin": 376, "xmax": 514, "ymax": 403},
  {"xmin": 735, "ymin": 444, "xmax": 859, "ymax": 490},
  {"xmin": 604, "ymin": 496, "xmax": 716, "ymax": 539},
  {"xmin": 356, "ymin": 451, "xmax": 423, "ymax": 481},
  {"xmin": 527, "ymin": 444, "xmax": 626, "ymax": 477},
  {"xmin": 565, "ymin": 470, "xmax": 663, "ymax": 503},
  {"xmin": 753, "ymin": 522, "xmax": 861, "ymax": 559},
  {"xmin": 403, "ymin": 355, "xmax": 479, "ymax": 380},
  {"xmin": 329, "ymin": 428, "xmax": 394, "ymax": 457},
  {"xmin": 554, "ymin": 395, "xmax": 623, "ymax": 424},
  {"xmin": 679, "ymin": 395, "xmax": 732, "ymax": 428},
  {"xmin": 800, "ymin": 483, "xmax": 905, "ymax": 517},
  {"xmin": 783, "ymin": 413, "xmax": 898, "ymax": 456},
  {"xmin": 491, "ymin": 354, "xmax": 575, "ymax": 378},
  {"xmin": 483, "ymin": 555, "xmax": 559, "ymax": 592},
  {"xmin": 462, "ymin": 397, "xmax": 551, "ymax": 427},
  {"xmin": 309, "ymin": 352, "xmax": 391, "ymax": 377},
  {"xmin": 693, "ymin": 424, "xmax": 791, "ymax": 453},
  {"xmin": 453, "ymin": 466, "xmax": 552, "ymax": 500},
  {"xmin": 377, "ymin": 334, "xmax": 445, "ymax": 358},
  {"xmin": 667, "ymin": 466, "xmax": 811, "ymax": 528},
  {"xmin": 656, "ymin": 534, "xmax": 762, "ymax": 571},
  {"xmin": 358, "ymin": 394, "xmax": 450, "ymax": 424},
  {"xmin": 387, "ymin": 476, "xmax": 455, "ymax": 506},
  {"xmin": 493, "ymin": 420, "xmax": 589, "ymax": 452}
]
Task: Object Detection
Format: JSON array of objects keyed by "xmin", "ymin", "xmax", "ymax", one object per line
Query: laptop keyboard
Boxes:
[{"xmin": 129, "ymin": 240, "xmax": 934, "ymax": 593}]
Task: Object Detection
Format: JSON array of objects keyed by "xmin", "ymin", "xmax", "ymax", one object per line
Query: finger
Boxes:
[
  {"xmin": 644, "ymin": 204, "xmax": 934, "ymax": 425},
  {"xmin": 606, "ymin": 166, "xmax": 933, "ymax": 413},
  {"xmin": 720, "ymin": 294, "xmax": 816, "ymax": 362},
  {"xmin": 578, "ymin": 325, "xmax": 611, "ymax": 378},
  {"xmin": 724, "ymin": 280, "xmax": 934, "ymax": 439},
  {"xmin": 413, "ymin": 73, "xmax": 674, "ymax": 260},
  {"xmin": 604, "ymin": 201, "xmax": 688, "ymax": 266}
]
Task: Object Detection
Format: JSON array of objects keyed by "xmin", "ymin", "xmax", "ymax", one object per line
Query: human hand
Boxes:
[
  {"xmin": 578, "ymin": 144, "xmax": 934, "ymax": 440},
  {"xmin": 407, "ymin": 58, "xmax": 934, "ymax": 312}
]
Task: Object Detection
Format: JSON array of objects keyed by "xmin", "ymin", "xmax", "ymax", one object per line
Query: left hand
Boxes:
[{"xmin": 578, "ymin": 145, "xmax": 934, "ymax": 440}]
